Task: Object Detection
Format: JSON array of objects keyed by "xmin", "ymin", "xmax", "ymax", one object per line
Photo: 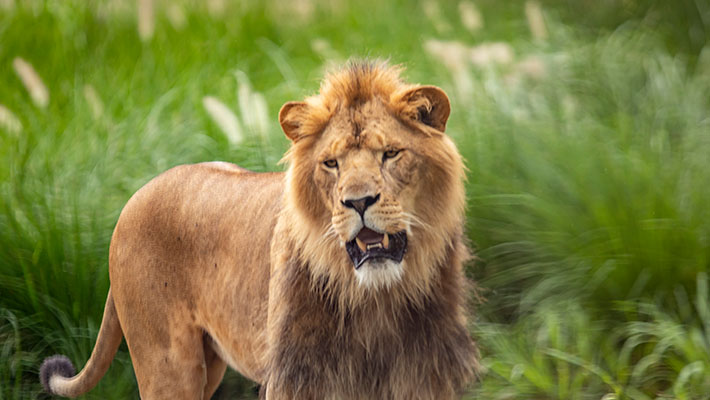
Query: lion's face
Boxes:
[
  {"xmin": 312, "ymin": 101, "xmax": 423, "ymax": 287},
  {"xmin": 279, "ymin": 63, "xmax": 465, "ymax": 291}
]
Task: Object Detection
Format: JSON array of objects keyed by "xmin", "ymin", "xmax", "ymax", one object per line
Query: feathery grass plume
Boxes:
[
  {"xmin": 82, "ymin": 85, "xmax": 104, "ymax": 120},
  {"xmin": 206, "ymin": 0, "xmax": 226, "ymax": 18},
  {"xmin": 311, "ymin": 38, "xmax": 340, "ymax": 61},
  {"xmin": 322, "ymin": 0, "xmax": 346, "ymax": 16},
  {"xmin": 0, "ymin": 104, "xmax": 22, "ymax": 135},
  {"xmin": 422, "ymin": 0, "xmax": 451, "ymax": 34},
  {"xmin": 290, "ymin": 0, "xmax": 315, "ymax": 22},
  {"xmin": 469, "ymin": 42, "xmax": 514, "ymax": 67},
  {"xmin": 165, "ymin": 3, "xmax": 187, "ymax": 30},
  {"xmin": 0, "ymin": 0, "xmax": 14, "ymax": 10},
  {"xmin": 137, "ymin": 0, "xmax": 154, "ymax": 41},
  {"xmin": 202, "ymin": 96, "xmax": 243, "ymax": 145},
  {"xmin": 424, "ymin": 39, "xmax": 469, "ymax": 72},
  {"xmin": 525, "ymin": 1, "xmax": 547, "ymax": 41},
  {"xmin": 97, "ymin": 0, "xmax": 132, "ymax": 20},
  {"xmin": 272, "ymin": 0, "xmax": 314, "ymax": 25},
  {"xmin": 423, "ymin": 39, "xmax": 473, "ymax": 98},
  {"xmin": 459, "ymin": 1, "xmax": 483, "ymax": 33},
  {"xmin": 235, "ymin": 71, "xmax": 270, "ymax": 141},
  {"xmin": 515, "ymin": 55, "xmax": 547, "ymax": 80},
  {"xmin": 12, "ymin": 57, "xmax": 49, "ymax": 108}
]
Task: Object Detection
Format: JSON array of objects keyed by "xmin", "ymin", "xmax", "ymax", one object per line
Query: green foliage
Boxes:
[
  {"xmin": 474, "ymin": 301, "xmax": 623, "ymax": 400},
  {"xmin": 474, "ymin": 275, "xmax": 710, "ymax": 400},
  {"xmin": 465, "ymin": 26, "xmax": 710, "ymax": 314},
  {"xmin": 0, "ymin": 0, "xmax": 708, "ymax": 398}
]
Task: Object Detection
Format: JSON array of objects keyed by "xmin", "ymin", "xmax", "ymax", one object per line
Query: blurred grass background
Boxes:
[{"xmin": 1, "ymin": 0, "xmax": 709, "ymax": 398}]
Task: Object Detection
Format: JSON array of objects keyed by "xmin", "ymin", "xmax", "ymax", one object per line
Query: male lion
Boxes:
[{"xmin": 40, "ymin": 61, "xmax": 478, "ymax": 399}]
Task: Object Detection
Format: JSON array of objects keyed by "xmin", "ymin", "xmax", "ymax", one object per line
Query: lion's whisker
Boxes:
[
  {"xmin": 323, "ymin": 225, "xmax": 339, "ymax": 240},
  {"xmin": 401, "ymin": 212, "xmax": 431, "ymax": 231}
]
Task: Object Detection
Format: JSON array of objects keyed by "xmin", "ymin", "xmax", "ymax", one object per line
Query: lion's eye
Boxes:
[
  {"xmin": 323, "ymin": 159, "xmax": 338, "ymax": 168},
  {"xmin": 383, "ymin": 150, "xmax": 400, "ymax": 161}
]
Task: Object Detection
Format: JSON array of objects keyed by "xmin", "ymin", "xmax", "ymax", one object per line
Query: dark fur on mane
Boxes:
[{"xmin": 264, "ymin": 240, "xmax": 479, "ymax": 399}]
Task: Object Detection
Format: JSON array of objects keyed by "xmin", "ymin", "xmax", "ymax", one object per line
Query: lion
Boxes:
[{"xmin": 40, "ymin": 61, "xmax": 478, "ymax": 399}]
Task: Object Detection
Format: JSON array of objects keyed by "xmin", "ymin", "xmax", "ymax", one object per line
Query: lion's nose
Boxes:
[{"xmin": 342, "ymin": 194, "xmax": 380, "ymax": 218}]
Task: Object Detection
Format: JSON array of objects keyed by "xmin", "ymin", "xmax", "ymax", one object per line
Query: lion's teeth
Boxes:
[
  {"xmin": 367, "ymin": 243, "xmax": 383, "ymax": 250},
  {"xmin": 356, "ymin": 237, "xmax": 367, "ymax": 252},
  {"xmin": 383, "ymin": 233, "xmax": 390, "ymax": 249}
]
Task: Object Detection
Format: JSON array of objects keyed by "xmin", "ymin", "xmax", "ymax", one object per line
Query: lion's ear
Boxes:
[
  {"xmin": 398, "ymin": 86, "xmax": 451, "ymax": 132},
  {"xmin": 279, "ymin": 101, "xmax": 309, "ymax": 142}
]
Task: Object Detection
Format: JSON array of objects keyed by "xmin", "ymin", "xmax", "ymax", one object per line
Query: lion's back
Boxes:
[{"xmin": 110, "ymin": 160, "xmax": 284, "ymax": 278}]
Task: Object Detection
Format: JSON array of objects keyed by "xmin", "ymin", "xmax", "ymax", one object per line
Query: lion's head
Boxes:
[{"xmin": 278, "ymin": 61, "xmax": 467, "ymax": 297}]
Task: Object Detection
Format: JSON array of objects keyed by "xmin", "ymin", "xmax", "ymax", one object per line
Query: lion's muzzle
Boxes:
[{"xmin": 345, "ymin": 227, "xmax": 408, "ymax": 269}]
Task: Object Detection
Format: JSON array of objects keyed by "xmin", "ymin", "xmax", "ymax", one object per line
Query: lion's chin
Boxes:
[{"xmin": 353, "ymin": 259, "xmax": 404, "ymax": 290}]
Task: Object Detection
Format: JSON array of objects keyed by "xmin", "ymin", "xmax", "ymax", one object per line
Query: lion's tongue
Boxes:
[{"xmin": 357, "ymin": 227, "xmax": 384, "ymax": 245}]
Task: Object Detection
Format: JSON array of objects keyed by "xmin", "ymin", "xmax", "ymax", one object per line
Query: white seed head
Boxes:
[
  {"xmin": 13, "ymin": 57, "xmax": 49, "ymax": 108},
  {"xmin": 202, "ymin": 96, "xmax": 243, "ymax": 145}
]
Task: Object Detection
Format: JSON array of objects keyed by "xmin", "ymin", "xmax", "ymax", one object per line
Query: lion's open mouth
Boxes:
[{"xmin": 345, "ymin": 227, "xmax": 407, "ymax": 269}]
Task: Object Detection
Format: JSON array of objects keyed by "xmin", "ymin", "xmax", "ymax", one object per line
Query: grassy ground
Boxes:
[{"xmin": 1, "ymin": 0, "xmax": 709, "ymax": 398}]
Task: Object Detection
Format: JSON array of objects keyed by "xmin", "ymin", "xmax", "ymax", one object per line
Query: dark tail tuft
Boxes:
[{"xmin": 40, "ymin": 355, "xmax": 76, "ymax": 394}]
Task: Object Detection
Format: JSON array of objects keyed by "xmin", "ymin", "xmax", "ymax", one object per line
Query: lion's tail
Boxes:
[{"xmin": 39, "ymin": 289, "xmax": 123, "ymax": 398}]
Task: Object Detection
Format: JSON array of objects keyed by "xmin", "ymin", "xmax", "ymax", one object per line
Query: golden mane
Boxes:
[{"xmin": 280, "ymin": 60, "xmax": 444, "ymax": 147}]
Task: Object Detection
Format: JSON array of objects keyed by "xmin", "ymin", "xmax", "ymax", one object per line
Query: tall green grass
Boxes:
[
  {"xmin": 1, "ymin": 0, "xmax": 708, "ymax": 398},
  {"xmin": 473, "ymin": 274, "xmax": 710, "ymax": 399},
  {"xmin": 463, "ymin": 27, "xmax": 710, "ymax": 314}
]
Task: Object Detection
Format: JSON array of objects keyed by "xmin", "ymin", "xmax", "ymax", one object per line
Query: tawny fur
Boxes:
[{"xmin": 39, "ymin": 61, "xmax": 478, "ymax": 399}]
